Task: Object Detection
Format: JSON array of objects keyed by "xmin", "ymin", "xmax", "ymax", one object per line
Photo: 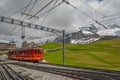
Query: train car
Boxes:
[{"xmin": 8, "ymin": 48, "xmax": 44, "ymax": 62}]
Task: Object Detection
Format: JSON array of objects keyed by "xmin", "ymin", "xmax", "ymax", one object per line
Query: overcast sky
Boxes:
[{"xmin": 0, "ymin": 0, "xmax": 120, "ymax": 41}]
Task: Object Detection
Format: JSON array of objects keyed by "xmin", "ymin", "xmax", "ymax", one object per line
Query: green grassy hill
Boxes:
[{"xmin": 39, "ymin": 39, "xmax": 120, "ymax": 71}]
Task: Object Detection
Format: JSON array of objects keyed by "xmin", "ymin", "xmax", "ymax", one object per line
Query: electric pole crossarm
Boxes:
[{"xmin": 0, "ymin": 15, "xmax": 62, "ymax": 33}]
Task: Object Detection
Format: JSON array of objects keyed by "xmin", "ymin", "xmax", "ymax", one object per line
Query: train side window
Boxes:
[
  {"xmin": 22, "ymin": 51, "xmax": 25, "ymax": 54},
  {"xmin": 26, "ymin": 51, "xmax": 27, "ymax": 54},
  {"xmin": 9, "ymin": 51, "xmax": 11, "ymax": 54},
  {"xmin": 38, "ymin": 50, "xmax": 42, "ymax": 54},
  {"xmin": 35, "ymin": 50, "xmax": 37, "ymax": 53},
  {"xmin": 19, "ymin": 51, "xmax": 22, "ymax": 54},
  {"xmin": 27, "ymin": 51, "xmax": 29, "ymax": 54},
  {"xmin": 15, "ymin": 51, "xmax": 17, "ymax": 54}
]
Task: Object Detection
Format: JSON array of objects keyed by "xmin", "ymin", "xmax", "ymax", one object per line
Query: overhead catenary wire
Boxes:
[
  {"xmin": 101, "ymin": 16, "xmax": 120, "ymax": 23},
  {"xmin": 63, "ymin": 0, "xmax": 108, "ymax": 29},
  {"xmin": 99, "ymin": 0, "xmax": 115, "ymax": 19},
  {"xmin": 14, "ymin": 1, "xmax": 58, "ymax": 39},
  {"xmin": 8, "ymin": 0, "xmax": 36, "ymax": 18},
  {"xmin": 5, "ymin": 0, "xmax": 35, "ymax": 38},
  {"xmin": 13, "ymin": 0, "xmax": 40, "ymax": 39},
  {"xmin": 29, "ymin": 0, "xmax": 55, "ymax": 19},
  {"xmin": 39, "ymin": 1, "xmax": 63, "ymax": 17},
  {"xmin": 53, "ymin": 0, "xmax": 59, "ymax": 6},
  {"xmin": 20, "ymin": 0, "xmax": 38, "ymax": 21},
  {"xmin": 22, "ymin": 0, "xmax": 33, "ymax": 14},
  {"xmin": 40, "ymin": 1, "xmax": 58, "ymax": 25},
  {"xmin": 20, "ymin": 0, "xmax": 33, "ymax": 20},
  {"xmin": 5, "ymin": 0, "xmax": 118, "ymax": 40},
  {"xmin": 79, "ymin": 0, "xmax": 106, "ymax": 18},
  {"xmin": 82, "ymin": 15, "xmax": 120, "ymax": 26},
  {"xmin": 28, "ymin": 0, "xmax": 38, "ymax": 14},
  {"xmin": 30, "ymin": 1, "xmax": 63, "ymax": 38},
  {"xmin": 78, "ymin": 16, "xmax": 120, "ymax": 30},
  {"xmin": 34, "ymin": 0, "xmax": 55, "ymax": 15},
  {"xmin": 30, "ymin": 1, "xmax": 63, "ymax": 23},
  {"xmin": 101, "ymin": 13, "xmax": 120, "ymax": 19},
  {"xmin": 102, "ymin": 18, "xmax": 120, "ymax": 24},
  {"xmin": 40, "ymin": 1, "xmax": 61, "ymax": 27}
]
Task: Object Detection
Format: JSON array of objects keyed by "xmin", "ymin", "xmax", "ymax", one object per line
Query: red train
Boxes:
[{"xmin": 8, "ymin": 48, "xmax": 44, "ymax": 62}]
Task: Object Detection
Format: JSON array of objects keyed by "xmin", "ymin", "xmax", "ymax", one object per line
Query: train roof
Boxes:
[{"xmin": 9, "ymin": 48, "xmax": 43, "ymax": 51}]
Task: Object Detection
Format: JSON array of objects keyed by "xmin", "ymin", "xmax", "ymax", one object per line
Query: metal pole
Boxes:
[{"xmin": 62, "ymin": 29, "xmax": 65, "ymax": 64}]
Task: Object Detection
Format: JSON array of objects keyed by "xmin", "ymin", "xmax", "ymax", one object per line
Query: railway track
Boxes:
[
  {"xmin": 38, "ymin": 62, "xmax": 120, "ymax": 74},
  {"xmin": 0, "ymin": 60, "xmax": 33, "ymax": 80},
  {"xmin": 10, "ymin": 61, "xmax": 120, "ymax": 80}
]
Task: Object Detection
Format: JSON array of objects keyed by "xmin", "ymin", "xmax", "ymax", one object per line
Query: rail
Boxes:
[
  {"xmin": 0, "ymin": 60, "xmax": 33, "ymax": 80},
  {"xmin": 10, "ymin": 62, "xmax": 120, "ymax": 80}
]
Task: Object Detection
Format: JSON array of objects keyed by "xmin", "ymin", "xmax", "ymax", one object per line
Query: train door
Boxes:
[{"xmin": 37, "ymin": 48, "xmax": 44, "ymax": 60}]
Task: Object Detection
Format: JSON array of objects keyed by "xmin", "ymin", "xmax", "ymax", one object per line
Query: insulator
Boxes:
[
  {"xmin": 21, "ymin": 36, "xmax": 25, "ymax": 39},
  {"xmin": 1, "ymin": 16, "xmax": 4, "ymax": 22},
  {"xmin": 20, "ymin": 21, "xmax": 23, "ymax": 26},
  {"xmin": 28, "ymin": 23, "xmax": 31, "ymax": 28},
  {"xmin": 35, "ymin": 25, "xmax": 38, "ymax": 29},
  {"xmin": 11, "ymin": 19, "xmax": 14, "ymax": 24}
]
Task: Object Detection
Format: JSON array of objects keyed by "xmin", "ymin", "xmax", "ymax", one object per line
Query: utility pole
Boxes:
[{"xmin": 62, "ymin": 29, "xmax": 65, "ymax": 64}]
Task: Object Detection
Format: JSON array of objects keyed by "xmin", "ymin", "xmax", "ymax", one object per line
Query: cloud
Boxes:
[{"xmin": 0, "ymin": 0, "xmax": 120, "ymax": 41}]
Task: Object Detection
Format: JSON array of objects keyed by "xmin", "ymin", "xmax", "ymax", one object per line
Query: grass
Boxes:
[
  {"xmin": 39, "ymin": 39, "xmax": 120, "ymax": 71},
  {"xmin": 39, "ymin": 42, "xmax": 61, "ymax": 49}
]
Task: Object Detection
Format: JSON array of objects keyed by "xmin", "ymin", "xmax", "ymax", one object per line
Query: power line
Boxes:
[
  {"xmin": 28, "ymin": 0, "xmax": 38, "ymax": 14},
  {"xmin": 102, "ymin": 13, "xmax": 120, "ymax": 19},
  {"xmin": 102, "ymin": 17, "xmax": 120, "ymax": 23},
  {"xmin": 29, "ymin": 1, "xmax": 63, "ymax": 23},
  {"xmin": 23, "ymin": 0, "xmax": 33, "ymax": 13},
  {"xmin": 6, "ymin": 0, "xmax": 35, "ymax": 38},
  {"xmin": 54, "ymin": 0, "xmax": 59, "ymax": 6},
  {"xmin": 103, "ymin": 18, "xmax": 120, "ymax": 24},
  {"xmin": 29, "ymin": 1, "xmax": 63, "ymax": 38},
  {"xmin": 20, "ymin": 0, "xmax": 38, "ymax": 21},
  {"xmin": 21, "ymin": 0, "xmax": 39, "ymax": 21},
  {"xmin": 20, "ymin": 0, "xmax": 33, "ymax": 21},
  {"xmin": 79, "ymin": 0, "xmax": 106, "ymax": 18},
  {"xmin": 78, "ymin": 16, "xmax": 120, "ymax": 29},
  {"xmin": 29, "ymin": 0, "xmax": 55, "ymax": 19},
  {"xmin": 8, "ymin": 0, "xmax": 36, "ymax": 17},
  {"xmin": 40, "ymin": 0, "xmax": 60, "ymax": 25},
  {"xmin": 63, "ymin": 0, "xmax": 108, "ymax": 29},
  {"xmin": 39, "ymin": 2, "xmax": 63, "ymax": 16},
  {"xmin": 8, "ymin": 1, "xmax": 34, "ymax": 37}
]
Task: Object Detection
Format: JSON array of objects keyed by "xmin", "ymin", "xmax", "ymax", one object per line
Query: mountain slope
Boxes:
[{"xmin": 40, "ymin": 39, "xmax": 120, "ymax": 71}]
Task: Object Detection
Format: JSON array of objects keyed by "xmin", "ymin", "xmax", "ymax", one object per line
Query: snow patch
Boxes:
[
  {"xmin": 97, "ymin": 28, "xmax": 120, "ymax": 36},
  {"xmin": 71, "ymin": 38, "xmax": 100, "ymax": 44}
]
